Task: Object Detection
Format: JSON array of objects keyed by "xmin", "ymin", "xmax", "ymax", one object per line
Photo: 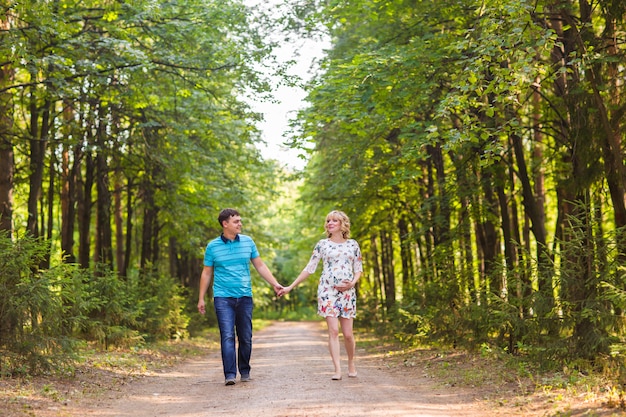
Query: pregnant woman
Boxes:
[{"xmin": 280, "ymin": 210, "xmax": 363, "ymax": 381}]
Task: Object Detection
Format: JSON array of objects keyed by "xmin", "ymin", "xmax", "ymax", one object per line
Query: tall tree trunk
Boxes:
[
  {"xmin": 511, "ymin": 132, "xmax": 553, "ymax": 313},
  {"xmin": 380, "ymin": 229, "xmax": 396, "ymax": 311},
  {"xmin": 525, "ymin": 71, "xmax": 547, "ymax": 316},
  {"xmin": 111, "ymin": 101, "xmax": 125, "ymax": 273},
  {"xmin": 140, "ymin": 175, "xmax": 157, "ymax": 269},
  {"xmin": 114, "ymin": 168, "xmax": 125, "ymax": 273},
  {"xmin": 122, "ymin": 177, "xmax": 134, "ymax": 277},
  {"xmin": 140, "ymin": 115, "xmax": 160, "ymax": 269},
  {"xmin": 369, "ymin": 235, "xmax": 384, "ymax": 318},
  {"xmin": 60, "ymin": 103, "xmax": 77, "ymax": 263},
  {"xmin": 428, "ymin": 143, "xmax": 450, "ymax": 246},
  {"xmin": 577, "ymin": 1, "xmax": 626, "ymax": 257},
  {"xmin": 44, "ymin": 131, "xmax": 56, "ymax": 269},
  {"xmin": 496, "ymin": 169, "xmax": 513, "ymax": 298},
  {"xmin": 26, "ymin": 87, "xmax": 45, "ymax": 237},
  {"xmin": 94, "ymin": 103, "xmax": 113, "ymax": 268},
  {"xmin": 169, "ymin": 236, "xmax": 178, "ymax": 280},
  {"xmin": 398, "ymin": 217, "xmax": 413, "ymax": 299},
  {"xmin": 548, "ymin": 0, "xmax": 608, "ymax": 353},
  {"xmin": 478, "ymin": 168, "xmax": 499, "ymax": 296},
  {"xmin": 78, "ymin": 149, "xmax": 94, "ymax": 269},
  {"xmin": 421, "ymin": 159, "xmax": 435, "ymax": 282},
  {"xmin": 450, "ymin": 149, "xmax": 473, "ymax": 306},
  {"xmin": 0, "ymin": 58, "xmax": 14, "ymax": 236}
]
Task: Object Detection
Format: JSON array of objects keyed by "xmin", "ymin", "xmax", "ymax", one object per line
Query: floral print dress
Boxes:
[{"xmin": 304, "ymin": 239, "xmax": 363, "ymax": 318}]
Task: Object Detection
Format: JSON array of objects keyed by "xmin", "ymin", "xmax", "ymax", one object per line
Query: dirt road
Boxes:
[{"xmin": 71, "ymin": 321, "xmax": 499, "ymax": 417}]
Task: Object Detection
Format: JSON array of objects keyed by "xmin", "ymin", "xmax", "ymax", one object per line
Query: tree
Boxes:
[{"xmin": 288, "ymin": 0, "xmax": 626, "ymax": 361}]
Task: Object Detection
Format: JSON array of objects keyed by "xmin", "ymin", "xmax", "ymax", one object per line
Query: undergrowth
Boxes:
[{"xmin": 357, "ymin": 324, "xmax": 626, "ymax": 415}]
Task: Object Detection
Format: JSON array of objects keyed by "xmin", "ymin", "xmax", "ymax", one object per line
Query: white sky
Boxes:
[{"xmin": 244, "ymin": 1, "xmax": 328, "ymax": 171}]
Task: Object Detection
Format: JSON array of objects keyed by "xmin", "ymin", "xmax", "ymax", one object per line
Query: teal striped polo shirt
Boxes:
[{"xmin": 203, "ymin": 234, "xmax": 260, "ymax": 298}]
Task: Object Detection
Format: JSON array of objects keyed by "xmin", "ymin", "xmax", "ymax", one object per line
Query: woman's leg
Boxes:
[
  {"xmin": 325, "ymin": 316, "xmax": 342, "ymax": 379},
  {"xmin": 339, "ymin": 317, "xmax": 357, "ymax": 376}
]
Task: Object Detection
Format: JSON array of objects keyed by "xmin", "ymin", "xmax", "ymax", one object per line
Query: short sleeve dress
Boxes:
[{"xmin": 304, "ymin": 238, "xmax": 363, "ymax": 318}]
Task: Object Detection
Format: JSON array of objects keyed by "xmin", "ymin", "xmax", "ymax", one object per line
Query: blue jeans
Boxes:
[{"xmin": 214, "ymin": 296, "xmax": 253, "ymax": 379}]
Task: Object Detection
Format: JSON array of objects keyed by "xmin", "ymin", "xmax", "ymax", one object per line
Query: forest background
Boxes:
[{"xmin": 1, "ymin": 0, "xmax": 626, "ymax": 404}]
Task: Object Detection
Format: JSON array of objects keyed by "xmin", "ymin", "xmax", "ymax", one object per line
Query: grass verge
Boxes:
[
  {"xmin": 357, "ymin": 328, "xmax": 626, "ymax": 417},
  {"xmin": 0, "ymin": 319, "xmax": 276, "ymax": 417}
]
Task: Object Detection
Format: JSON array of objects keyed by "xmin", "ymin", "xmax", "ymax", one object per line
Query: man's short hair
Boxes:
[{"xmin": 218, "ymin": 208, "xmax": 240, "ymax": 227}]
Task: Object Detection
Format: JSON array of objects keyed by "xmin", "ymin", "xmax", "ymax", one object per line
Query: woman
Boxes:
[{"xmin": 280, "ymin": 210, "xmax": 363, "ymax": 380}]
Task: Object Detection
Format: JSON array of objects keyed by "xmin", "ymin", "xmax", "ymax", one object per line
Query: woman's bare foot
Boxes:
[{"xmin": 348, "ymin": 361, "xmax": 357, "ymax": 377}]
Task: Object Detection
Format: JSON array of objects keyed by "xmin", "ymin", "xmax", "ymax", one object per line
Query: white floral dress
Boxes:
[{"xmin": 304, "ymin": 239, "xmax": 363, "ymax": 318}]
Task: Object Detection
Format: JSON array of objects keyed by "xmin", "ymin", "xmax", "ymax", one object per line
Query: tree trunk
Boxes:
[
  {"xmin": 111, "ymin": 102, "xmax": 125, "ymax": 273},
  {"xmin": 0, "ymin": 59, "xmax": 14, "ymax": 236},
  {"xmin": 78, "ymin": 149, "xmax": 94, "ymax": 269},
  {"xmin": 44, "ymin": 130, "xmax": 56, "ymax": 269},
  {"xmin": 496, "ymin": 171, "xmax": 513, "ymax": 298},
  {"xmin": 478, "ymin": 168, "xmax": 499, "ymax": 296},
  {"xmin": 450, "ymin": 149, "xmax": 473, "ymax": 306},
  {"xmin": 140, "ymin": 176, "xmax": 157, "ymax": 269},
  {"xmin": 548, "ymin": 0, "xmax": 609, "ymax": 353},
  {"xmin": 60, "ymin": 103, "xmax": 77, "ymax": 263},
  {"xmin": 26, "ymin": 88, "xmax": 46, "ymax": 237},
  {"xmin": 398, "ymin": 217, "xmax": 413, "ymax": 299},
  {"xmin": 369, "ymin": 235, "xmax": 384, "ymax": 318},
  {"xmin": 114, "ymin": 168, "xmax": 125, "ymax": 273},
  {"xmin": 122, "ymin": 177, "xmax": 134, "ymax": 277},
  {"xmin": 428, "ymin": 143, "xmax": 450, "ymax": 246},
  {"xmin": 139, "ymin": 116, "xmax": 160, "ymax": 269},
  {"xmin": 578, "ymin": 1, "xmax": 626, "ymax": 257},
  {"xmin": 94, "ymin": 103, "xmax": 113, "ymax": 268},
  {"xmin": 380, "ymin": 229, "xmax": 396, "ymax": 311}
]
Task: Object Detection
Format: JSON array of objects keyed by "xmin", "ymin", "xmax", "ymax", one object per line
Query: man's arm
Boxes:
[
  {"xmin": 197, "ymin": 266, "xmax": 214, "ymax": 314},
  {"xmin": 251, "ymin": 257, "xmax": 283, "ymax": 294}
]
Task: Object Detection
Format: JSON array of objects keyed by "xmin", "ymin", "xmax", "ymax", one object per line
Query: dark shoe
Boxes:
[
  {"xmin": 240, "ymin": 374, "xmax": 251, "ymax": 382},
  {"xmin": 225, "ymin": 378, "xmax": 236, "ymax": 386}
]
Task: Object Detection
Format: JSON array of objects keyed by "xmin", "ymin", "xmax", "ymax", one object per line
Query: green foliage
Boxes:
[
  {"xmin": 0, "ymin": 233, "xmax": 79, "ymax": 375},
  {"xmin": 282, "ymin": 0, "xmax": 626, "ymax": 376},
  {"xmin": 384, "ymin": 204, "xmax": 626, "ymax": 372},
  {"xmin": 258, "ymin": 304, "xmax": 318, "ymax": 321},
  {"xmin": 79, "ymin": 266, "xmax": 191, "ymax": 348},
  {"xmin": 79, "ymin": 266, "xmax": 143, "ymax": 349},
  {"xmin": 0, "ymin": 233, "xmax": 191, "ymax": 375},
  {"xmin": 133, "ymin": 270, "xmax": 190, "ymax": 342}
]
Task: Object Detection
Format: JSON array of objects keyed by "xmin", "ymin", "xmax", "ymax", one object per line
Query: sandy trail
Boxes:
[{"xmin": 77, "ymin": 321, "xmax": 489, "ymax": 417}]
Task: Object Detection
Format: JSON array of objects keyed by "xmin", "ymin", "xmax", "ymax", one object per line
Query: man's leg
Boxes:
[
  {"xmin": 214, "ymin": 297, "xmax": 237, "ymax": 384},
  {"xmin": 235, "ymin": 296, "xmax": 253, "ymax": 379}
]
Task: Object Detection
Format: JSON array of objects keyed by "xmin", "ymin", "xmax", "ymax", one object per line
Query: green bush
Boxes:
[
  {"xmin": 81, "ymin": 266, "xmax": 190, "ymax": 347},
  {"xmin": 131, "ymin": 269, "xmax": 190, "ymax": 341},
  {"xmin": 0, "ymin": 233, "xmax": 79, "ymax": 375},
  {"xmin": 0, "ymin": 232, "xmax": 191, "ymax": 375}
]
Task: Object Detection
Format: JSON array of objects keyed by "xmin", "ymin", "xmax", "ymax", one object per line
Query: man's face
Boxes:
[{"xmin": 224, "ymin": 215, "xmax": 242, "ymax": 235}]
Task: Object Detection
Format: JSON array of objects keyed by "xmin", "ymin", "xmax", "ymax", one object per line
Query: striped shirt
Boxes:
[{"xmin": 203, "ymin": 234, "xmax": 260, "ymax": 298}]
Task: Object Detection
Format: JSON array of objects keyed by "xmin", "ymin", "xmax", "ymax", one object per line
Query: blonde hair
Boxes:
[{"xmin": 325, "ymin": 210, "xmax": 351, "ymax": 239}]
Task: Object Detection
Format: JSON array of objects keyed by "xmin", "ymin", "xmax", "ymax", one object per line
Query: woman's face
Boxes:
[{"xmin": 326, "ymin": 216, "xmax": 342, "ymax": 234}]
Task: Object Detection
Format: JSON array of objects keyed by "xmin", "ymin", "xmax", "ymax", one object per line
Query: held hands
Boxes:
[
  {"xmin": 276, "ymin": 279, "xmax": 354, "ymax": 297},
  {"xmin": 277, "ymin": 285, "xmax": 293, "ymax": 298},
  {"xmin": 273, "ymin": 283, "xmax": 285, "ymax": 297}
]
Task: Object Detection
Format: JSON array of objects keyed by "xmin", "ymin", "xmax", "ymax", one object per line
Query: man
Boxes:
[{"xmin": 198, "ymin": 208, "xmax": 283, "ymax": 386}]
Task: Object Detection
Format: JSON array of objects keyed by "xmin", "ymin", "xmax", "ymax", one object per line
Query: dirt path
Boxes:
[{"xmin": 69, "ymin": 321, "xmax": 500, "ymax": 417}]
